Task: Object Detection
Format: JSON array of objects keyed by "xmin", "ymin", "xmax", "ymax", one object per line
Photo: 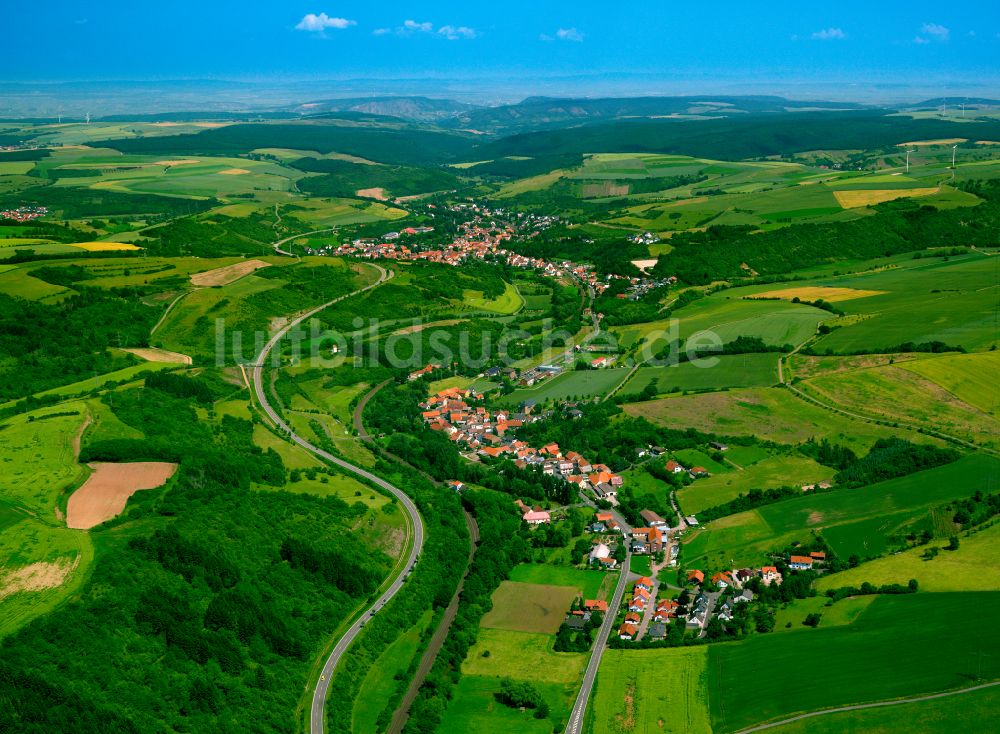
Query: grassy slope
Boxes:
[
  {"xmin": 707, "ymin": 592, "xmax": 1000, "ymax": 733},
  {"xmin": 678, "ymin": 454, "xmax": 831, "ymax": 515},
  {"xmin": 623, "ymin": 386, "xmax": 942, "ymax": 454},
  {"xmin": 682, "ymin": 454, "xmax": 999, "ymax": 568},
  {"xmin": 815, "ymin": 521, "xmax": 1000, "ymax": 593}
]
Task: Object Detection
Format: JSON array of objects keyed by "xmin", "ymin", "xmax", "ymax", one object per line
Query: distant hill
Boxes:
[
  {"xmin": 290, "ymin": 96, "xmax": 473, "ymax": 122},
  {"xmin": 443, "ymin": 95, "xmax": 868, "ymax": 134},
  {"xmin": 907, "ymin": 97, "xmax": 1000, "ymax": 108},
  {"xmin": 470, "ymin": 110, "xmax": 1000, "ymax": 162}
]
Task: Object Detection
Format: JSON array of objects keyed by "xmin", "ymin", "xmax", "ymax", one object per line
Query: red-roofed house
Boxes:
[
  {"xmin": 687, "ymin": 569, "xmax": 705, "ymax": 585},
  {"xmin": 789, "ymin": 555, "xmax": 814, "ymax": 570}
]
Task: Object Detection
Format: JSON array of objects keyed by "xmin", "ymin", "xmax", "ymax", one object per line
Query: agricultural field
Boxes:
[
  {"xmin": 507, "ymin": 563, "xmax": 608, "ymax": 600},
  {"xmin": 480, "ymin": 581, "xmax": 580, "ymax": 634},
  {"xmin": 677, "ymin": 454, "xmax": 831, "ymax": 515},
  {"xmin": 591, "ymin": 647, "xmax": 712, "ymax": 734},
  {"xmin": 501, "ymin": 368, "xmax": 630, "ymax": 406},
  {"xmin": 682, "ymin": 454, "xmax": 999, "ymax": 568},
  {"xmin": 815, "ymin": 521, "xmax": 1000, "ymax": 593},
  {"xmin": 66, "ymin": 461, "xmax": 177, "ymax": 530},
  {"xmin": 760, "ymin": 684, "xmax": 999, "ymax": 734},
  {"xmin": 807, "ymin": 255, "xmax": 1000, "ymax": 353},
  {"xmin": 899, "ymin": 350, "xmax": 1000, "ymax": 416},
  {"xmin": 707, "ymin": 592, "xmax": 1000, "ymax": 733},
  {"xmin": 623, "ymin": 386, "xmax": 942, "ymax": 454},
  {"xmin": 628, "ymin": 352, "xmax": 779, "ymax": 395},
  {"xmin": 798, "ymin": 362, "xmax": 1000, "ymax": 450},
  {"xmin": 614, "ymin": 297, "xmax": 827, "ymax": 358}
]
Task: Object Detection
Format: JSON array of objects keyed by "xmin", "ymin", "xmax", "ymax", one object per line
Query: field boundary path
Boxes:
[
  {"xmin": 565, "ymin": 551, "xmax": 633, "ymax": 734},
  {"xmin": 733, "ymin": 679, "xmax": 1000, "ymax": 733},
  {"xmin": 353, "ymin": 379, "xmax": 482, "ymax": 734},
  {"xmin": 247, "ymin": 264, "xmax": 427, "ymax": 734},
  {"xmin": 271, "ymin": 227, "xmax": 336, "ymax": 257}
]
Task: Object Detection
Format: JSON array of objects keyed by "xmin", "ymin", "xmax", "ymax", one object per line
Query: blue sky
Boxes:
[{"xmin": 5, "ymin": 1, "xmax": 999, "ymax": 91}]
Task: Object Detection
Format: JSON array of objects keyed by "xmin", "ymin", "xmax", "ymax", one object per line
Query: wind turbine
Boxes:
[
  {"xmin": 85, "ymin": 111, "xmax": 91, "ymax": 124},
  {"xmin": 951, "ymin": 144, "xmax": 958, "ymax": 174},
  {"xmin": 905, "ymin": 148, "xmax": 916, "ymax": 173}
]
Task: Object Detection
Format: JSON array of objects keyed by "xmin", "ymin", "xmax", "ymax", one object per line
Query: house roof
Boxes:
[{"xmin": 789, "ymin": 555, "xmax": 814, "ymax": 565}]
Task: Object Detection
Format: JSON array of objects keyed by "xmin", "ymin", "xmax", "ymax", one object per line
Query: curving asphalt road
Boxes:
[
  {"xmin": 565, "ymin": 550, "xmax": 632, "ymax": 734},
  {"xmin": 248, "ymin": 263, "xmax": 426, "ymax": 734}
]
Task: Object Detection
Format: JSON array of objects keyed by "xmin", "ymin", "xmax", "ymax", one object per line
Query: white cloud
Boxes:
[
  {"xmin": 811, "ymin": 27, "xmax": 846, "ymax": 40},
  {"xmin": 295, "ymin": 12, "xmax": 356, "ymax": 33},
  {"xmin": 921, "ymin": 22, "xmax": 950, "ymax": 41},
  {"xmin": 913, "ymin": 36, "xmax": 931, "ymax": 44},
  {"xmin": 438, "ymin": 25, "xmax": 476, "ymax": 40},
  {"xmin": 542, "ymin": 27, "xmax": 584, "ymax": 42},
  {"xmin": 373, "ymin": 27, "xmax": 390, "ymax": 36},
  {"xmin": 404, "ymin": 19, "xmax": 434, "ymax": 32}
]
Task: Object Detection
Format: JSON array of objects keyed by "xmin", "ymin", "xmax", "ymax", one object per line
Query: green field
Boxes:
[
  {"xmin": 683, "ymin": 454, "xmax": 998, "ymax": 568},
  {"xmin": 0, "ymin": 404, "xmax": 95, "ymax": 637},
  {"xmin": 707, "ymin": 592, "xmax": 1000, "ymax": 732},
  {"xmin": 0, "ymin": 404, "xmax": 89, "ymax": 517},
  {"xmin": 614, "ymin": 298, "xmax": 826, "ymax": 358},
  {"xmin": 899, "ymin": 351, "xmax": 1000, "ymax": 416},
  {"xmin": 591, "ymin": 647, "xmax": 712, "ymax": 734},
  {"xmin": 501, "ymin": 368, "xmax": 630, "ymax": 406},
  {"xmin": 481, "ymin": 581, "xmax": 580, "ymax": 634},
  {"xmin": 677, "ymin": 454, "xmax": 830, "ymax": 515},
  {"xmin": 815, "ymin": 521, "xmax": 1000, "ymax": 593},
  {"xmin": 628, "ymin": 353, "xmax": 779, "ymax": 394},
  {"xmin": 507, "ymin": 563, "xmax": 607, "ymax": 600},
  {"xmin": 673, "ymin": 449, "xmax": 729, "ymax": 475},
  {"xmin": 624, "ymin": 386, "xmax": 942, "ymax": 454},
  {"xmin": 761, "ymin": 684, "xmax": 999, "ymax": 734},
  {"xmin": 799, "ymin": 362, "xmax": 1000, "ymax": 450},
  {"xmin": 463, "ymin": 628, "xmax": 588, "ymax": 684},
  {"xmin": 464, "ymin": 280, "xmax": 524, "ymax": 314},
  {"xmin": 807, "ymin": 256, "xmax": 1000, "ymax": 353},
  {"xmin": 437, "ymin": 675, "xmax": 573, "ymax": 734}
]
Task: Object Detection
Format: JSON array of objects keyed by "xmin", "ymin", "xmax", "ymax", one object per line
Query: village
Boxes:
[
  {"xmin": 321, "ymin": 204, "xmax": 672, "ymax": 301},
  {"xmin": 412, "ymin": 379, "xmax": 816, "ymax": 645},
  {"xmin": 0, "ymin": 205, "xmax": 48, "ymax": 222}
]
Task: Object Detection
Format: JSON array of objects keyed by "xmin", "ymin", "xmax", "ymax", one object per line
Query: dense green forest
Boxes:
[
  {"xmin": 291, "ymin": 158, "xmax": 463, "ymax": 198},
  {"xmin": 1, "ymin": 384, "xmax": 391, "ymax": 733},
  {"xmin": 653, "ymin": 180, "xmax": 1000, "ymax": 284},
  {"xmin": 94, "ymin": 123, "xmax": 477, "ymax": 166},
  {"xmin": 0, "ymin": 289, "xmax": 156, "ymax": 401},
  {"xmin": 472, "ymin": 111, "xmax": 1000, "ymax": 161}
]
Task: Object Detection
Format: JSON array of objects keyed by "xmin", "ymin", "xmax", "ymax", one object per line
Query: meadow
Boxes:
[
  {"xmin": 677, "ymin": 454, "xmax": 830, "ymax": 515},
  {"xmin": 682, "ymin": 454, "xmax": 998, "ymax": 567},
  {"xmin": 759, "ymin": 684, "xmax": 999, "ymax": 734},
  {"xmin": 0, "ymin": 403, "xmax": 95, "ymax": 637},
  {"xmin": 799, "ymin": 362, "xmax": 1000, "ymax": 450},
  {"xmin": 507, "ymin": 563, "xmax": 607, "ymax": 600},
  {"xmin": 352, "ymin": 609, "xmax": 435, "ymax": 734},
  {"xmin": 591, "ymin": 647, "xmax": 712, "ymax": 734},
  {"xmin": 815, "ymin": 521, "xmax": 1000, "ymax": 593},
  {"xmin": 501, "ymin": 368, "xmax": 631, "ymax": 406},
  {"xmin": 480, "ymin": 581, "xmax": 579, "ymax": 634},
  {"xmin": 808, "ymin": 255, "xmax": 1000, "ymax": 353},
  {"xmin": 899, "ymin": 350, "xmax": 1000, "ymax": 416},
  {"xmin": 628, "ymin": 353, "xmax": 779, "ymax": 394},
  {"xmin": 623, "ymin": 386, "xmax": 941, "ymax": 454},
  {"xmin": 707, "ymin": 592, "xmax": 1000, "ymax": 732}
]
